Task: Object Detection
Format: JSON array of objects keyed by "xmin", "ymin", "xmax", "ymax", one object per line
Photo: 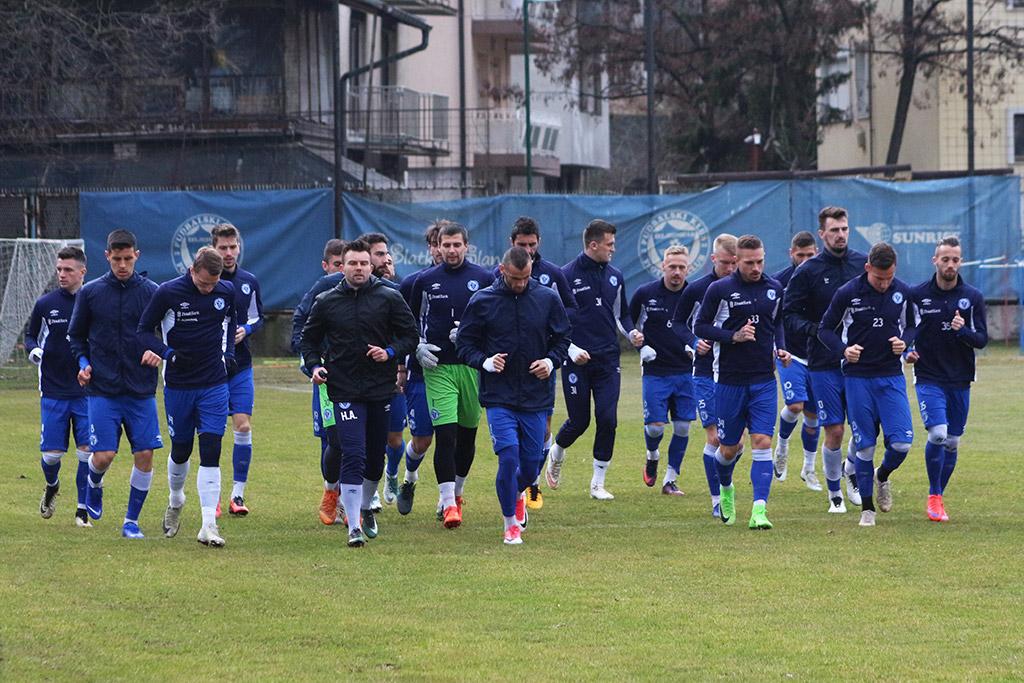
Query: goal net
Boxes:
[{"xmin": 0, "ymin": 238, "xmax": 84, "ymax": 364}]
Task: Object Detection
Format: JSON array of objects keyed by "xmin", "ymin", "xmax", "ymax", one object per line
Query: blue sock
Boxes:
[
  {"xmin": 879, "ymin": 447, "xmax": 909, "ymax": 481},
  {"xmin": 667, "ymin": 434, "xmax": 689, "ymax": 475},
  {"xmin": 232, "ymin": 431, "xmax": 253, "ymax": 484},
  {"xmin": 125, "ymin": 466, "xmax": 152, "ymax": 524},
  {"xmin": 406, "ymin": 442, "xmax": 425, "ymax": 472},
  {"xmin": 714, "ymin": 450, "xmax": 738, "ymax": 488},
  {"xmin": 386, "ymin": 440, "xmax": 405, "ymax": 477},
  {"xmin": 924, "ymin": 441, "xmax": 944, "ymax": 496},
  {"xmin": 801, "ymin": 426, "xmax": 820, "ymax": 454},
  {"xmin": 750, "ymin": 454, "xmax": 773, "ymax": 502},
  {"xmin": 644, "ymin": 426, "xmax": 663, "ymax": 453},
  {"xmin": 87, "ymin": 457, "xmax": 106, "ymax": 487},
  {"xmin": 778, "ymin": 411, "xmax": 798, "ymax": 441},
  {"xmin": 855, "ymin": 456, "xmax": 875, "ymax": 501},
  {"xmin": 75, "ymin": 455, "xmax": 89, "ymax": 506},
  {"xmin": 40, "ymin": 454, "xmax": 61, "ymax": 487},
  {"xmin": 703, "ymin": 445, "xmax": 720, "ymax": 495},
  {"xmin": 940, "ymin": 448, "xmax": 958, "ymax": 493},
  {"xmin": 494, "ymin": 445, "xmax": 520, "ymax": 517}
]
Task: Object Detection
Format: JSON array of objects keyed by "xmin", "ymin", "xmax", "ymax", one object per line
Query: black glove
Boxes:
[{"xmin": 225, "ymin": 357, "xmax": 238, "ymax": 375}]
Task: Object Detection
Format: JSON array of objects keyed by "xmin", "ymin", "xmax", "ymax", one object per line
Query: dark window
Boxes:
[{"xmin": 1014, "ymin": 113, "xmax": 1024, "ymax": 160}]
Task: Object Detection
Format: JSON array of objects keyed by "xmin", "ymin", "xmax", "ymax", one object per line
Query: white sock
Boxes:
[
  {"xmin": 87, "ymin": 454, "xmax": 109, "ymax": 486},
  {"xmin": 231, "ymin": 481, "xmax": 245, "ymax": 499},
  {"xmin": 663, "ymin": 466, "xmax": 678, "ymax": 484},
  {"xmin": 711, "ymin": 494, "xmax": 721, "ymax": 506},
  {"xmin": 591, "ymin": 459, "xmax": 608, "ymax": 488},
  {"xmin": 804, "ymin": 449, "xmax": 817, "ymax": 469},
  {"xmin": 197, "ymin": 465, "xmax": 221, "ymax": 527},
  {"xmin": 324, "ymin": 480, "xmax": 340, "ymax": 491},
  {"xmin": 646, "ymin": 449, "xmax": 660, "ymax": 461},
  {"xmin": 549, "ymin": 443, "xmax": 566, "ymax": 463},
  {"xmin": 439, "ymin": 481, "xmax": 456, "ymax": 508},
  {"xmin": 341, "ymin": 485, "xmax": 361, "ymax": 533},
  {"xmin": 167, "ymin": 456, "xmax": 190, "ymax": 508},
  {"xmin": 404, "ymin": 441, "xmax": 423, "ymax": 483},
  {"xmin": 504, "ymin": 515, "xmax": 517, "ymax": 530},
  {"xmin": 454, "ymin": 475, "xmax": 467, "ymax": 497},
  {"xmin": 361, "ymin": 478, "xmax": 378, "ymax": 509}
]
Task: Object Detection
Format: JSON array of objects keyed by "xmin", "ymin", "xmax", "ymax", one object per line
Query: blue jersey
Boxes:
[
  {"xmin": 220, "ymin": 266, "xmax": 263, "ymax": 372},
  {"xmin": 694, "ymin": 271, "xmax": 786, "ymax": 386},
  {"xmin": 68, "ymin": 271, "xmax": 159, "ymax": 398},
  {"xmin": 782, "ymin": 248, "xmax": 868, "ymax": 370},
  {"xmin": 491, "ymin": 252, "xmax": 576, "ymax": 312},
  {"xmin": 562, "ymin": 252, "xmax": 634, "ymax": 357},
  {"xmin": 629, "ymin": 278, "xmax": 691, "ymax": 376},
  {"xmin": 671, "ymin": 270, "xmax": 722, "ymax": 378},
  {"xmin": 910, "ymin": 275, "xmax": 987, "ymax": 388},
  {"xmin": 137, "ymin": 273, "xmax": 236, "ymax": 389},
  {"xmin": 818, "ymin": 273, "xmax": 917, "ymax": 379},
  {"xmin": 409, "ymin": 260, "xmax": 495, "ymax": 366},
  {"xmin": 25, "ymin": 288, "xmax": 85, "ymax": 399},
  {"xmin": 773, "ymin": 263, "xmax": 813, "ymax": 365}
]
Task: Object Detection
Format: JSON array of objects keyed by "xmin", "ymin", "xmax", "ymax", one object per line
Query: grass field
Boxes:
[{"xmin": 2, "ymin": 347, "xmax": 1023, "ymax": 681}]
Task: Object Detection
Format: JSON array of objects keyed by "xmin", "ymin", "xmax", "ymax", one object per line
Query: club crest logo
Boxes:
[
  {"xmin": 767, "ymin": 289, "xmax": 777, "ymax": 301},
  {"xmin": 958, "ymin": 297, "xmax": 970, "ymax": 310},
  {"xmin": 568, "ymin": 373, "xmax": 578, "ymax": 384},
  {"xmin": 892, "ymin": 292, "xmax": 904, "ymax": 304},
  {"xmin": 339, "ymin": 402, "xmax": 351, "ymax": 410},
  {"xmin": 214, "ymin": 298, "xmax": 225, "ymax": 310},
  {"xmin": 539, "ymin": 273, "xmax": 551, "ymax": 285},
  {"xmin": 638, "ymin": 209, "xmax": 711, "ymax": 278},
  {"xmin": 242, "ymin": 283, "xmax": 251, "ymax": 295},
  {"xmin": 467, "ymin": 280, "xmax": 479, "ymax": 292},
  {"xmin": 171, "ymin": 213, "xmax": 231, "ymax": 275},
  {"xmin": 609, "ymin": 275, "xmax": 618, "ymax": 287}
]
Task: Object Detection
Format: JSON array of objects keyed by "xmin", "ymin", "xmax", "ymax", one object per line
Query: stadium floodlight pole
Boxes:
[{"xmin": 523, "ymin": 0, "xmax": 559, "ymax": 194}]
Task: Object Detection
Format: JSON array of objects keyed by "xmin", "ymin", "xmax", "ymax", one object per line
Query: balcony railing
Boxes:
[
  {"xmin": 470, "ymin": 108, "xmax": 560, "ymax": 156},
  {"xmin": 472, "ymin": 0, "xmax": 556, "ymax": 21},
  {"xmin": 387, "ymin": 0, "xmax": 458, "ymax": 14},
  {"xmin": 345, "ymin": 86, "xmax": 451, "ymax": 154}
]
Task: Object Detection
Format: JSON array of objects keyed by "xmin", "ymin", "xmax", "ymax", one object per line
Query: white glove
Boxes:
[
  {"xmin": 684, "ymin": 345, "xmax": 695, "ymax": 360},
  {"xmin": 539, "ymin": 358, "xmax": 554, "ymax": 374},
  {"xmin": 483, "ymin": 356, "xmax": 498, "ymax": 373},
  {"xmin": 416, "ymin": 343, "xmax": 441, "ymax": 370},
  {"xmin": 28, "ymin": 347, "xmax": 43, "ymax": 365},
  {"xmin": 639, "ymin": 345, "xmax": 657, "ymax": 363},
  {"xmin": 567, "ymin": 343, "xmax": 589, "ymax": 364},
  {"xmin": 628, "ymin": 329, "xmax": 644, "ymax": 346},
  {"xmin": 449, "ymin": 321, "xmax": 460, "ymax": 345}
]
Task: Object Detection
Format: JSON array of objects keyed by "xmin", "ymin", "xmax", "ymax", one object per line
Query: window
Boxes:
[
  {"xmin": 854, "ymin": 45, "xmax": 870, "ymax": 119},
  {"xmin": 349, "ymin": 11, "xmax": 367, "ymax": 86},
  {"xmin": 1008, "ymin": 0, "xmax": 1024, "ymax": 9},
  {"xmin": 1013, "ymin": 112, "xmax": 1024, "ymax": 161},
  {"xmin": 818, "ymin": 49, "xmax": 851, "ymax": 123},
  {"xmin": 578, "ymin": 58, "xmax": 603, "ymax": 115}
]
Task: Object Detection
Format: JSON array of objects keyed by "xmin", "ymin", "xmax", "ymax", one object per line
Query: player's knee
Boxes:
[
  {"xmin": 855, "ymin": 446, "xmax": 876, "ymax": 462},
  {"xmin": 233, "ymin": 430, "xmax": 253, "ymax": 446},
  {"xmin": 890, "ymin": 441, "xmax": 912, "ymax": 454},
  {"xmin": 944, "ymin": 435, "xmax": 960, "ymax": 451},
  {"xmin": 671, "ymin": 420, "xmax": 690, "ymax": 435},
  {"xmin": 644, "ymin": 424, "xmax": 665, "ymax": 439},
  {"xmin": 132, "ymin": 449, "xmax": 153, "ymax": 471},
  {"xmin": 412, "ymin": 435, "xmax": 432, "ymax": 453},
  {"xmin": 41, "ymin": 451, "xmax": 63, "ymax": 465},
  {"xmin": 802, "ymin": 415, "xmax": 819, "ymax": 429},
  {"xmin": 926, "ymin": 424, "xmax": 948, "ymax": 446},
  {"xmin": 170, "ymin": 440, "xmax": 193, "ymax": 464},
  {"xmin": 784, "ymin": 402, "xmax": 803, "ymax": 416},
  {"xmin": 233, "ymin": 418, "xmax": 251, "ymax": 433},
  {"xmin": 387, "ymin": 433, "xmax": 403, "ymax": 448},
  {"xmin": 197, "ymin": 432, "xmax": 222, "ymax": 467},
  {"xmin": 76, "ymin": 448, "xmax": 91, "ymax": 463}
]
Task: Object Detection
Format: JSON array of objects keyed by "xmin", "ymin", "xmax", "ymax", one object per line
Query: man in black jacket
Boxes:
[
  {"xmin": 456, "ymin": 247, "xmax": 570, "ymax": 545},
  {"xmin": 300, "ymin": 240, "xmax": 419, "ymax": 547}
]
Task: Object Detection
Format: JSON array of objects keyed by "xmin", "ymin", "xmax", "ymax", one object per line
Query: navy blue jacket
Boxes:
[
  {"xmin": 491, "ymin": 252, "xmax": 576, "ymax": 312},
  {"xmin": 562, "ymin": 252, "xmax": 634, "ymax": 359},
  {"xmin": 782, "ymin": 248, "xmax": 868, "ymax": 370},
  {"xmin": 410, "ymin": 260, "xmax": 495, "ymax": 366},
  {"xmin": 910, "ymin": 275, "xmax": 988, "ymax": 388},
  {"xmin": 819, "ymin": 273, "xmax": 917, "ymax": 379},
  {"xmin": 26, "ymin": 288, "xmax": 85, "ymax": 399},
  {"xmin": 221, "ymin": 266, "xmax": 263, "ymax": 373},
  {"xmin": 630, "ymin": 278, "xmax": 691, "ymax": 377},
  {"xmin": 68, "ymin": 271, "xmax": 159, "ymax": 398},
  {"xmin": 671, "ymin": 270, "xmax": 722, "ymax": 378},
  {"xmin": 137, "ymin": 273, "xmax": 236, "ymax": 390},
  {"xmin": 694, "ymin": 271, "xmax": 787, "ymax": 386},
  {"xmin": 456, "ymin": 277, "xmax": 570, "ymax": 412},
  {"xmin": 773, "ymin": 263, "xmax": 814, "ymax": 365}
]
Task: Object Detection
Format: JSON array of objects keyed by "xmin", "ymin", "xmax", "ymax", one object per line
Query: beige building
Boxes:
[{"xmin": 818, "ymin": 0, "xmax": 1024, "ymax": 175}]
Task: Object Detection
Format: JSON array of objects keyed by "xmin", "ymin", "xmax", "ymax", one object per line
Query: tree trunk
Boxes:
[{"xmin": 885, "ymin": 0, "xmax": 918, "ymax": 166}]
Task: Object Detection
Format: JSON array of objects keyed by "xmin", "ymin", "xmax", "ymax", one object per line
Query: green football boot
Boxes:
[
  {"xmin": 748, "ymin": 501, "xmax": 773, "ymax": 530},
  {"xmin": 719, "ymin": 484, "xmax": 736, "ymax": 525}
]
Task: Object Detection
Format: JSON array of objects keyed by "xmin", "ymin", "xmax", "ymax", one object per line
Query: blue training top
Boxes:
[
  {"xmin": 26, "ymin": 287, "xmax": 86, "ymax": 399},
  {"xmin": 220, "ymin": 266, "xmax": 263, "ymax": 373},
  {"xmin": 562, "ymin": 252, "xmax": 634, "ymax": 358},
  {"xmin": 630, "ymin": 278, "xmax": 692, "ymax": 377},
  {"xmin": 909, "ymin": 274, "xmax": 987, "ymax": 388},
  {"xmin": 671, "ymin": 270, "xmax": 722, "ymax": 379},
  {"xmin": 409, "ymin": 259, "xmax": 495, "ymax": 366}
]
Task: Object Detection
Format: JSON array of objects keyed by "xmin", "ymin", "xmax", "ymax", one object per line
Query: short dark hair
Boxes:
[
  {"xmin": 583, "ymin": 219, "xmax": 616, "ymax": 246},
  {"xmin": 502, "ymin": 246, "xmax": 532, "ymax": 271},
  {"xmin": 342, "ymin": 239, "xmax": 371, "ymax": 258},
  {"xmin": 438, "ymin": 220, "xmax": 469, "ymax": 244},
  {"xmin": 510, "ymin": 216, "xmax": 540, "ymax": 241},
  {"xmin": 424, "ymin": 223, "xmax": 442, "ymax": 246},
  {"xmin": 210, "ymin": 223, "xmax": 240, "ymax": 245},
  {"xmin": 57, "ymin": 246, "xmax": 86, "ymax": 265},
  {"xmin": 736, "ymin": 234, "xmax": 763, "ymax": 251},
  {"xmin": 868, "ymin": 242, "xmax": 897, "ymax": 269},
  {"xmin": 323, "ymin": 239, "xmax": 346, "ymax": 261},
  {"xmin": 359, "ymin": 232, "xmax": 389, "ymax": 247},
  {"xmin": 818, "ymin": 206, "xmax": 847, "ymax": 230},
  {"xmin": 939, "ymin": 236, "xmax": 961, "ymax": 249},
  {"xmin": 791, "ymin": 231, "xmax": 816, "ymax": 249},
  {"xmin": 106, "ymin": 229, "xmax": 137, "ymax": 251},
  {"xmin": 193, "ymin": 246, "xmax": 224, "ymax": 276}
]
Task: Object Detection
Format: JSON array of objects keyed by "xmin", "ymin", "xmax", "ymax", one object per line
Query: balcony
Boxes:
[
  {"xmin": 386, "ymin": 0, "xmax": 458, "ymax": 14},
  {"xmin": 345, "ymin": 86, "xmax": 451, "ymax": 156},
  {"xmin": 472, "ymin": 0, "xmax": 555, "ymax": 40},
  {"xmin": 469, "ymin": 107, "xmax": 560, "ymax": 175}
]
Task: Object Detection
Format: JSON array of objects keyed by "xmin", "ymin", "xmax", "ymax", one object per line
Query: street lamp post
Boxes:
[{"xmin": 523, "ymin": 0, "xmax": 559, "ymax": 194}]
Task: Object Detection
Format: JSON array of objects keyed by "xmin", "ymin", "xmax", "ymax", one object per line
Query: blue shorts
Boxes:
[
  {"xmin": 404, "ymin": 376, "xmax": 433, "ymax": 438},
  {"xmin": 228, "ymin": 366, "xmax": 255, "ymax": 416},
  {"xmin": 810, "ymin": 368, "xmax": 846, "ymax": 426},
  {"xmin": 715, "ymin": 380, "xmax": 777, "ymax": 446},
  {"xmin": 777, "ymin": 359, "xmax": 815, "ymax": 408},
  {"xmin": 40, "ymin": 396, "xmax": 90, "ymax": 452},
  {"xmin": 642, "ymin": 374, "xmax": 697, "ymax": 425},
  {"xmin": 915, "ymin": 383, "xmax": 970, "ymax": 437},
  {"xmin": 845, "ymin": 375, "xmax": 914, "ymax": 450},
  {"xmin": 164, "ymin": 383, "xmax": 229, "ymax": 443},
  {"xmin": 693, "ymin": 375, "xmax": 717, "ymax": 428},
  {"xmin": 389, "ymin": 393, "xmax": 407, "ymax": 433},
  {"xmin": 88, "ymin": 395, "xmax": 163, "ymax": 453},
  {"xmin": 486, "ymin": 407, "xmax": 547, "ymax": 467}
]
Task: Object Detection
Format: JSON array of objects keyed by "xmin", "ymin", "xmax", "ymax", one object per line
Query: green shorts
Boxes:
[{"xmin": 423, "ymin": 363, "xmax": 481, "ymax": 428}]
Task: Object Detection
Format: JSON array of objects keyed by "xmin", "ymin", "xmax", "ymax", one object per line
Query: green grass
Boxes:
[{"xmin": 2, "ymin": 349, "xmax": 1023, "ymax": 680}]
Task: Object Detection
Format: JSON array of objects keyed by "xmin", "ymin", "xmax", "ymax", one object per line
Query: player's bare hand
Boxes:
[
  {"xmin": 696, "ymin": 339, "xmax": 712, "ymax": 355},
  {"xmin": 889, "ymin": 336, "xmax": 906, "ymax": 355},
  {"xmin": 951, "ymin": 310, "xmax": 965, "ymax": 331},
  {"xmin": 235, "ymin": 326, "xmax": 247, "ymax": 344},
  {"xmin": 732, "ymin": 319, "xmax": 756, "ymax": 343},
  {"xmin": 396, "ymin": 366, "xmax": 407, "ymax": 392},
  {"xmin": 312, "ymin": 366, "xmax": 328, "ymax": 384},
  {"xmin": 140, "ymin": 350, "xmax": 162, "ymax": 367},
  {"xmin": 366, "ymin": 344, "xmax": 390, "ymax": 362},
  {"xmin": 529, "ymin": 358, "xmax": 554, "ymax": 379},
  {"xmin": 905, "ymin": 350, "xmax": 920, "ymax": 364},
  {"xmin": 484, "ymin": 353, "xmax": 507, "ymax": 373},
  {"xmin": 77, "ymin": 365, "xmax": 92, "ymax": 387},
  {"xmin": 844, "ymin": 344, "xmax": 863, "ymax": 363},
  {"xmin": 628, "ymin": 329, "xmax": 644, "ymax": 348},
  {"xmin": 776, "ymin": 349, "xmax": 792, "ymax": 367}
]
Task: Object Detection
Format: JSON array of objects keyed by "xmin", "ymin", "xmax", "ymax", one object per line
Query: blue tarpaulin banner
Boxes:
[
  {"xmin": 80, "ymin": 189, "xmax": 333, "ymax": 310},
  {"xmin": 343, "ymin": 176, "xmax": 1021, "ymax": 301}
]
